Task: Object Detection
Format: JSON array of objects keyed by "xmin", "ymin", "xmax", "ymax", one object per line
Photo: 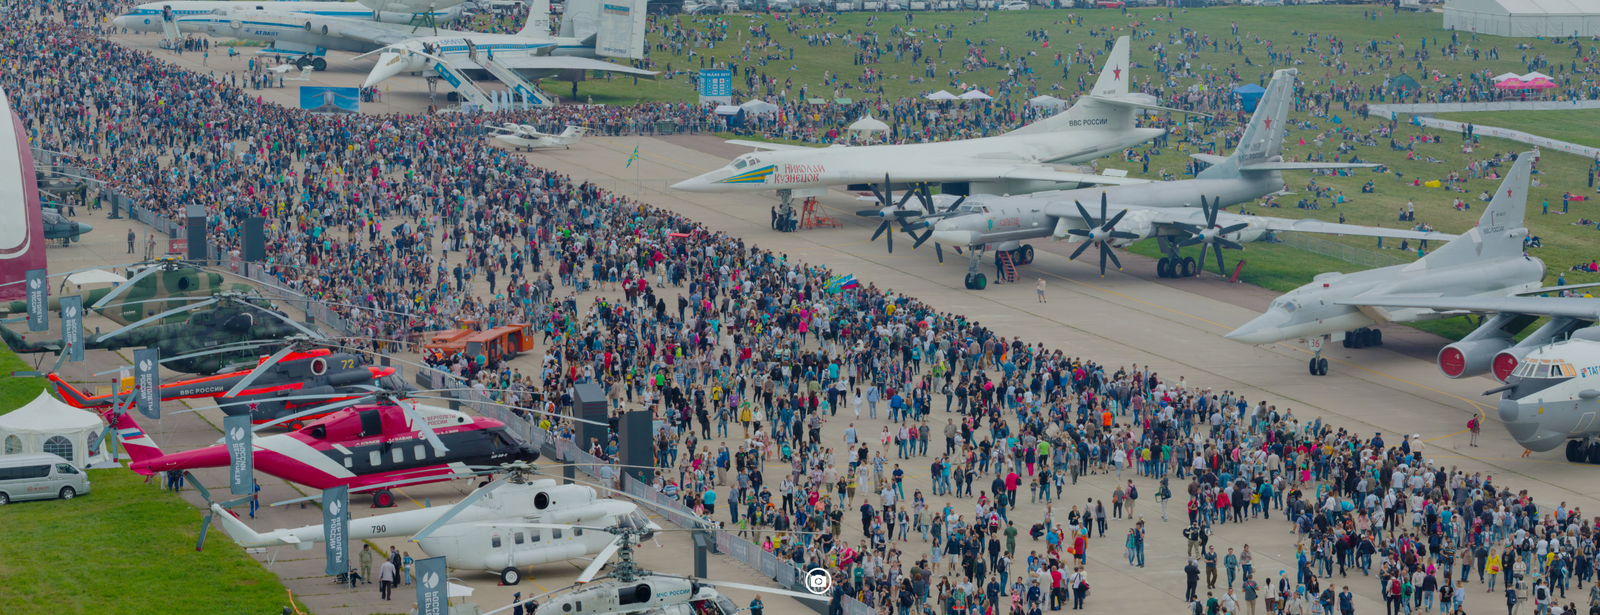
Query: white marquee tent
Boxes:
[
  {"xmin": 0, "ymin": 391, "xmax": 114, "ymax": 468},
  {"xmin": 1443, "ymin": 0, "xmax": 1600, "ymax": 37}
]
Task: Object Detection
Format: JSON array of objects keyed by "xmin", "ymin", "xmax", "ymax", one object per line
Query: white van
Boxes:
[{"xmin": 0, "ymin": 453, "xmax": 91, "ymax": 505}]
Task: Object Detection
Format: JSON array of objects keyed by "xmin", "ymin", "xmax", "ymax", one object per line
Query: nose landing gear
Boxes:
[
  {"xmin": 963, "ymin": 245, "xmax": 988, "ymax": 290},
  {"xmin": 1307, "ymin": 334, "xmax": 1331, "ymax": 376}
]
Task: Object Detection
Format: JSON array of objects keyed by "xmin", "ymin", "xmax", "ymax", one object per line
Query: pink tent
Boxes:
[
  {"xmin": 1523, "ymin": 78, "xmax": 1557, "ymax": 90},
  {"xmin": 1494, "ymin": 78, "xmax": 1526, "ymax": 89}
]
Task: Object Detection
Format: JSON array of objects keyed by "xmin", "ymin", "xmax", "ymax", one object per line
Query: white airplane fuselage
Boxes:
[
  {"xmin": 672, "ymin": 127, "xmax": 1165, "ymax": 193},
  {"xmin": 114, "ymin": 2, "xmax": 464, "ymax": 32}
]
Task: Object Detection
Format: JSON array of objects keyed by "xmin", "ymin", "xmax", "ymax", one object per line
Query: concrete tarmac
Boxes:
[{"xmin": 36, "ymin": 34, "xmax": 1594, "ymax": 615}]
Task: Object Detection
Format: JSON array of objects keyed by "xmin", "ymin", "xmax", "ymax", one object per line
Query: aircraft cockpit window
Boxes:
[
  {"xmin": 1534, "ymin": 364, "xmax": 1551, "ymax": 378},
  {"xmin": 1274, "ymin": 300, "xmax": 1298, "ymax": 314},
  {"xmin": 714, "ymin": 594, "xmax": 739, "ymax": 615},
  {"xmin": 732, "ymin": 157, "xmax": 751, "ymax": 170}
]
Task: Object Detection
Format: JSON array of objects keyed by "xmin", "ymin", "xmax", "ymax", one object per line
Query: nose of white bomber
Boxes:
[
  {"xmin": 1224, "ymin": 310, "xmax": 1291, "ymax": 345},
  {"xmin": 364, "ymin": 51, "xmax": 411, "ymax": 88}
]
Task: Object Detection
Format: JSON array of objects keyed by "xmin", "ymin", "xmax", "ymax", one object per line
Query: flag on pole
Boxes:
[
  {"xmin": 824, "ymin": 274, "xmax": 858, "ymax": 293},
  {"xmin": 626, "ymin": 145, "xmax": 640, "ymax": 168}
]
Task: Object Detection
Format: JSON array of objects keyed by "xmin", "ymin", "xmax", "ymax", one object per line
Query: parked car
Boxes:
[
  {"xmin": 1094, "ymin": 0, "xmax": 1124, "ymax": 7},
  {"xmin": 771, "ymin": 0, "xmax": 793, "ymax": 9},
  {"xmin": 998, "ymin": 0, "xmax": 1028, "ymax": 9},
  {"xmin": 0, "ymin": 453, "xmax": 91, "ymax": 505}
]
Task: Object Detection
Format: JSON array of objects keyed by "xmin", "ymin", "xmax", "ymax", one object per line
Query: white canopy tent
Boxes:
[
  {"xmin": 1490, "ymin": 72, "xmax": 1522, "ymax": 82},
  {"xmin": 1028, "ymin": 95, "xmax": 1068, "ymax": 111},
  {"xmin": 713, "ymin": 105, "xmax": 743, "ymax": 116},
  {"xmin": 1443, "ymin": 0, "xmax": 1600, "ymax": 36},
  {"xmin": 848, "ymin": 115, "xmax": 890, "ymax": 132},
  {"xmin": 958, "ymin": 90, "xmax": 993, "ymax": 100},
  {"xmin": 739, "ymin": 99, "xmax": 781, "ymax": 116},
  {"xmin": 924, "ymin": 90, "xmax": 958, "ymax": 100},
  {"xmin": 0, "ymin": 391, "xmax": 115, "ymax": 468}
]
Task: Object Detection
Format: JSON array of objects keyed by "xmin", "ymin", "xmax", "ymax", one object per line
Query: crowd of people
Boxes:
[{"xmin": 9, "ymin": 3, "xmax": 1600, "ymax": 615}]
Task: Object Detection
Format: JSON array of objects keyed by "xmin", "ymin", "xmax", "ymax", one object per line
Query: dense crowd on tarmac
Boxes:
[{"xmin": 12, "ymin": 3, "xmax": 1600, "ymax": 615}]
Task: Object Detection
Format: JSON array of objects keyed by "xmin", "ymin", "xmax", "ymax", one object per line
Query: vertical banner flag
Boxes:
[
  {"xmin": 25, "ymin": 268, "xmax": 46, "ymax": 331},
  {"xmin": 323, "ymin": 485, "xmax": 349, "ymax": 576},
  {"xmin": 415, "ymin": 556, "xmax": 448, "ymax": 615},
  {"xmin": 133, "ymin": 347, "xmax": 161, "ymax": 419},
  {"xmin": 61, "ymin": 295, "xmax": 83, "ymax": 362},
  {"xmin": 224, "ymin": 413, "xmax": 254, "ymax": 495}
]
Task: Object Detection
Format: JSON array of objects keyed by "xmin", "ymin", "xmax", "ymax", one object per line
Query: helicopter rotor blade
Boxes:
[
  {"xmin": 250, "ymin": 395, "xmax": 371, "ymax": 432},
  {"xmin": 673, "ymin": 576, "xmax": 830, "ymax": 602},
  {"xmin": 935, "ymin": 242, "xmax": 944, "ymax": 264},
  {"xmin": 91, "ymin": 265, "xmax": 165, "ymax": 309},
  {"xmin": 237, "ymin": 302, "xmax": 326, "ymax": 339},
  {"xmin": 398, "ymin": 401, "xmax": 450, "ymax": 453},
  {"xmin": 576, "ymin": 536, "xmax": 623, "ymax": 583},
  {"xmin": 409, "ymin": 474, "xmax": 513, "ymax": 542},
  {"xmin": 95, "ymin": 298, "xmax": 219, "ymax": 343},
  {"xmin": 222, "ymin": 344, "xmax": 300, "ymax": 398}
]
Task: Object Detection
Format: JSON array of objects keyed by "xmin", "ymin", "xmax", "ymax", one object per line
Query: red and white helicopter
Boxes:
[{"xmin": 109, "ymin": 393, "xmax": 540, "ymax": 507}]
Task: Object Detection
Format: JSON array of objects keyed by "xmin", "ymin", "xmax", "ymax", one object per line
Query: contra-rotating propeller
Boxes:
[
  {"xmin": 855, "ymin": 174, "xmax": 924, "ymax": 254},
  {"xmin": 1065, "ymin": 192, "xmax": 1140, "ymax": 277},
  {"xmin": 910, "ymin": 191, "xmax": 968, "ymax": 264},
  {"xmin": 1172, "ymin": 195, "xmax": 1248, "ymax": 275}
]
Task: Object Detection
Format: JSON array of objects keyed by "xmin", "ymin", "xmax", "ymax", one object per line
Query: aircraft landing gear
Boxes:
[
  {"xmin": 963, "ymin": 247, "xmax": 987, "ymax": 290},
  {"xmin": 1156, "ymin": 236, "xmax": 1192, "ymax": 278},
  {"xmin": 372, "ymin": 489, "xmax": 396, "ymax": 508},
  {"xmin": 1568, "ymin": 440, "xmax": 1585, "ymax": 463},
  {"xmin": 1308, "ymin": 334, "xmax": 1330, "ymax": 376},
  {"xmin": 1012, "ymin": 245, "xmax": 1035, "ymax": 265},
  {"xmin": 1341, "ymin": 327, "xmax": 1383, "ymax": 348},
  {"xmin": 500, "ymin": 566, "xmax": 522, "ymax": 585},
  {"xmin": 1588, "ymin": 442, "xmax": 1600, "ymax": 464}
]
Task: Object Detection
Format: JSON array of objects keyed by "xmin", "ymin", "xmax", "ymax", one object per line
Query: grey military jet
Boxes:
[
  {"xmin": 1226, "ymin": 153, "xmax": 1546, "ymax": 376},
  {"xmin": 42, "ymin": 207, "xmax": 92, "ymax": 245},
  {"xmin": 906, "ymin": 69, "xmax": 1452, "ymax": 289}
]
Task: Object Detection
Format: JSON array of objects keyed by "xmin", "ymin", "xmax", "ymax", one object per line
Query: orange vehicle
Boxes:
[{"xmin": 423, "ymin": 323, "xmax": 535, "ymax": 364}]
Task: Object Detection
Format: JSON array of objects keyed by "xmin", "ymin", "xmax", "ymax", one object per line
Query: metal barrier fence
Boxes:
[
  {"xmin": 1369, "ymin": 100, "xmax": 1600, "ymax": 116},
  {"xmin": 237, "ymin": 262, "xmax": 357, "ymax": 336},
  {"xmin": 1367, "ymin": 103, "xmax": 1600, "ymax": 160},
  {"xmin": 1275, "ymin": 232, "xmax": 1408, "ymax": 269}
]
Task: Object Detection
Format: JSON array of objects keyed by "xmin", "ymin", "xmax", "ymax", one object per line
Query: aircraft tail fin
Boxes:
[
  {"xmin": 560, "ymin": 125, "xmax": 582, "ymax": 138},
  {"xmin": 209, "ymin": 502, "xmax": 278, "ymax": 547},
  {"xmin": 1197, "ymin": 69, "xmax": 1295, "ymax": 179},
  {"xmin": 48, "ymin": 373, "xmax": 107, "ymax": 408},
  {"xmin": 1005, "ymin": 36, "xmax": 1134, "ymax": 137},
  {"xmin": 104, "ymin": 407, "xmax": 164, "ymax": 474},
  {"xmin": 517, "ymin": 0, "xmax": 551, "ymax": 37},
  {"xmin": 1416, "ymin": 152, "xmax": 1533, "ymax": 268}
]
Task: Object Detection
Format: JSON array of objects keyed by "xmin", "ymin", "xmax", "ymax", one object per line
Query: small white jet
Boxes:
[
  {"xmin": 488, "ymin": 124, "xmax": 589, "ymax": 151},
  {"xmin": 671, "ymin": 37, "xmax": 1186, "ymax": 205},
  {"xmin": 211, "ymin": 470, "xmax": 661, "ymax": 586}
]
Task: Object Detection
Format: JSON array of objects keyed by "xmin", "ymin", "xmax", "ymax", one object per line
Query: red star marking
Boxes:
[
  {"xmin": 1507, "ymin": 189, "xmax": 1513, "ymax": 197},
  {"xmin": 1113, "ymin": 66, "xmax": 1122, "ymax": 80},
  {"xmin": 247, "ymin": 402, "xmax": 260, "ymax": 411},
  {"xmin": 1263, "ymin": 119, "xmax": 1272, "ymax": 129}
]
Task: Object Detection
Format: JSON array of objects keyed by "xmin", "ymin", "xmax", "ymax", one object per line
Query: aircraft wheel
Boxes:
[
  {"xmin": 501, "ymin": 567, "xmax": 522, "ymax": 585},
  {"xmin": 964, "ymin": 273, "xmax": 986, "ymax": 290},
  {"xmin": 1019, "ymin": 245, "xmax": 1035, "ymax": 264},
  {"xmin": 289, "ymin": 421, "xmax": 306, "ymax": 431},
  {"xmin": 1180, "ymin": 258, "xmax": 1195, "ymax": 278},
  {"xmin": 372, "ymin": 489, "xmax": 395, "ymax": 508},
  {"xmin": 1342, "ymin": 334, "xmax": 1353, "ymax": 349},
  {"xmin": 312, "ymin": 57, "xmax": 327, "ymax": 71},
  {"xmin": 295, "ymin": 56, "xmax": 311, "ymax": 70},
  {"xmin": 1588, "ymin": 443, "xmax": 1600, "ymax": 465},
  {"xmin": 1157, "ymin": 258, "xmax": 1171, "ymax": 278},
  {"xmin": 1567, "ymin": 440, "xmax": 1584, "ymax": 463},
  {"xmin": 59, "ymin": 486, "xmax": 76, "ymax": 500},
  {"xmin": 1317, "ymin": 358, "xmax": 1329, "ymax": 376},
  {"xmin": 1309, "ymin": 357, "xmax": 1319, "ymax": 375},
  {"xmin": 1372, "ymin": 329, "xmax": 1383, "ymax": 346}
]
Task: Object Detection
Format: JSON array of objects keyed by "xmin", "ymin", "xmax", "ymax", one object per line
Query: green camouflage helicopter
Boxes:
[
  {"xmin": 1, "ymin": 291, "xmax": 322, "ymax": 375},
  {"xmin": 0, "ymin": 256, "xmax": 254, "ymax": 327}
]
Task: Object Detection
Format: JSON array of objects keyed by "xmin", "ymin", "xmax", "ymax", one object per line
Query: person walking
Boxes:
[
  {"xmin": 378, "ymin": 557, "xmax": 396, "ymax": 600},
  {"xmin": 249, "ymin": 478, "xmax": 261, "ymax": 518},
  {"xmin": 1185, "ymin": 559, "xmax": 1202, "ymax": 602},
  {"xmin": 1036, "ymin": 278, "xmax": 1047, "ymax": 303},
  {"xmin": 1069, "ymin": 567, "xmax": 1087, "ymax": 609},
  {"xmin": 127, "ymin": 229, "xmax": 135, "ymax": 254}
]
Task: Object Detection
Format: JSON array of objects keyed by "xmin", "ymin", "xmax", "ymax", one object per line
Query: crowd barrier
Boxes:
[
  {"xmin": 1275, "ymin": 232, "xmax": 1408, "ymax": 268},
  {"xmin": 1367, "ymin": 103, "xmax": 1600, "ymax": 160}
]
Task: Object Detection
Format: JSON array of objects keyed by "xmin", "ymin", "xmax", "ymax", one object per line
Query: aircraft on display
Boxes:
[
  {"xmin": 0, "ymin": 257, "xmax": 253, "ymax": 327},
  {"xmin": 670, "ymin": 37, "xmax": 1184, "ymax": 206},
  {"xmin": 40, "ymin": 208, "xmax": 92, "ymax": 245},
  {"xmin": 473, "ymin": 524, "xmax": 827, "ymax": 615},
  {"xmin": 0, "ymin": 291, "xmax": 322, "ymax": 374},
  {"xmin": 117, "ymin": 0, "xmax": 469, "ymax": 24},
  {"xmin": 109, "ymin": 394, "xmax": 540, "ymax": 508},
  {"xmin": 488, "ymin": 124, "xmax": 588, "ymax": 151},
  {"xmin": 209, "ymin": 461, "xmax": 662, "ymax": 585},
  {"xmin": 1225, "ymin": 153, "xmax": 1548, "ymax": 376},
  {"xmin": 50, "ymin": 348, "xmax": 397, "ymax": 429},
  {"xmin": 890, "ymin": 69, "xmax": 1451, "ymax": 289}
]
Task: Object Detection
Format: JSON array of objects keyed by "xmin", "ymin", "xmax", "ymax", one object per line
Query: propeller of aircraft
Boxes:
[
  {"xmin": 1066, "ymin": 193, "xmax": 1139, "ymax": 277},
  {"xmin": 911, "ymin": 193, "xmax": 968, "ymax": 263},
  {"xmin": 1172, "ymin": 195, "xmax": 1248, "ymax": 275},
  {"xmin": 186, "ymin": 471, "xmax": 255, "ymax": 551},
  {"xmin": 857, "ymin": 174, "xmax": 928, "ymax": 254}
]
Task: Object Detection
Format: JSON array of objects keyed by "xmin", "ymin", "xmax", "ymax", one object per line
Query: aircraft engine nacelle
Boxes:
[
  {"xmin": 1084, "ymin": 209, "xmax": 1158, "ymax": 246},
  {"xmin": 1226, "ymin": 218, "xmax": 1275, "ymax": 245},
  {"xmin": 1437, "ymin": 337, "xmax": 1516, "ymax": 379}
]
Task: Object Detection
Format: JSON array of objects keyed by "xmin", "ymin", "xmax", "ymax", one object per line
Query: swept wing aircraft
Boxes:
[
  {"xmin": 903, "ymin": 69, "xmax": 1451, "ymax": 289},
  {"xmin": 1226, "ymin": 152, "xmax": 1545, "ymax": 376},
  {"xmin": 487, "ymin": 124, "xmax": 588, "ymax": 151},
  {"xmin": 670, "ymin": 37, "xmax": 1181, "ymax": 206}
]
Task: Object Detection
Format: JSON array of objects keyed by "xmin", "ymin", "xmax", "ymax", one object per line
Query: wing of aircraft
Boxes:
[
  {"xmin": 1046, "ymin": 202, "xmax": 1460, "ymax": 242},
  {"xmin": 999, "ymin": 167, "xmax": 1153, "ymax": 187},
  {"xmin": 1189, "ymin": 153, "xmax": 1378, "ymax": 173},
  {"xmin": 489, "ymin": 55, "xmax": 657, "ymax": 77},
  {"xmin": 725, "ymin": 140, "xmax": 816, "ymax": 152},
  {"xmin": 1336, "ymin": 296, "xmax": 1600, "ymax": 319}
]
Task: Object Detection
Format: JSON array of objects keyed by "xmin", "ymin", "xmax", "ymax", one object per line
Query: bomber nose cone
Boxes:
[
  {"xmin": 670, "ymin": 176, "xmax": 708, "ymax": 191},
  {"xmin": 1225, "ymin": 311, "xmax": 1289, "ymax": 345},
  {"xmin": 363, "ymin": 52, "xmax": 407, "ymax": 88},
  {"xmin": 112, "ymin": 15, "xmax": 132, "ymax": 28},
  {"xmin": 929, "ymin": 230, "xmax": 977, "ymax": 247},
  {"xmin": 75, "ymin": 222, "xmax": 93, "ymax": 236}
]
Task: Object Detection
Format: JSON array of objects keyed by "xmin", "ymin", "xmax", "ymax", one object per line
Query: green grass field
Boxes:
[
  {"xmin": 0, "ymin": 346, "xmax": 298, "ymax": 615},
  {"xmin": 565, "ymin": 6, "xmax": 1600, "ymax": 341}
]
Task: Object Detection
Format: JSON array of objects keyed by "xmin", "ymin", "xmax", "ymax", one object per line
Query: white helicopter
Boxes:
[
  {"xmin": 488, "ymin": 124, "xmax": 588, "ymax": 151},
  {"xmin": 474, "ymin": 524, "xmax": 831, "ymax": 615},
  {"xmin": 210, "ymin": 461, "xmax": 660, "ymax": 585}
]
